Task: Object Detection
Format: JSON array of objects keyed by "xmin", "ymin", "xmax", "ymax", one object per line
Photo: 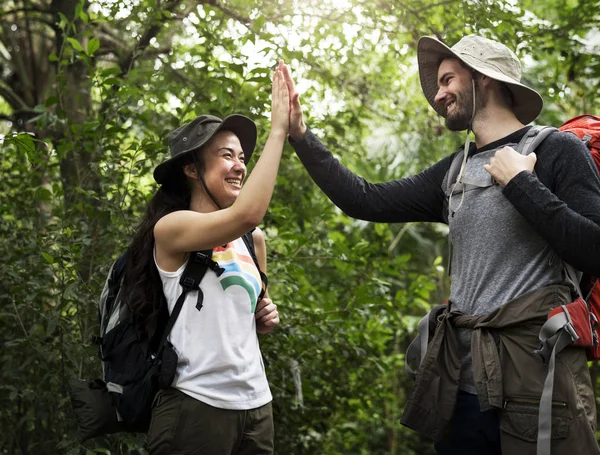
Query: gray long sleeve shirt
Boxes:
[{"xmin": 290, "ymin": 126, "xmax": 600, "ymax": 392}]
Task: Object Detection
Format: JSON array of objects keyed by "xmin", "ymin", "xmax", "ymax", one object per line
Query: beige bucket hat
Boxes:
[{"xmin": 417, "ymin": 35, "xmax": 543, "ymax": 125}]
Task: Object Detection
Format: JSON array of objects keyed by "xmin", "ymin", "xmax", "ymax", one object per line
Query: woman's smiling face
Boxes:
[{"xmin": 200, "ymin": 130, "xmax": 246, "ymax": 207}]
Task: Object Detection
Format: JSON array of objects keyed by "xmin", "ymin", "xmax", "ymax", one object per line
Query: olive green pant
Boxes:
[{"xmin": 147, "ymin": 388, "xmax": 274, "ymax": 455}]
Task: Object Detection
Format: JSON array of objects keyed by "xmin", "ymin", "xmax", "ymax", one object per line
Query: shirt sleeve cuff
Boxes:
[
  {"xmin": 287, "ymin": 127, "xmax": 312, "ymax": 146},
  {"xmin": 503, "ymin": 170, "xmax": 535, "ymax": 198}
]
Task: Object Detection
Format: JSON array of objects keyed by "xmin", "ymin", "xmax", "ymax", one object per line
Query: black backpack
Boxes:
[{"xmin": 69, "ymin": 231, "xmax": 267, "ymax": 441}]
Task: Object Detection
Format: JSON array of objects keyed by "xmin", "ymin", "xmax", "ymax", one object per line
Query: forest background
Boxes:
[{"xmin": 1, "ymin": 0, "xmax": 599, "ymax": 453}]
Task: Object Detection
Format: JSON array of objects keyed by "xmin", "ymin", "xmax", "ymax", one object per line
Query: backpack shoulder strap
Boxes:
[
  {"xmin": 180, "ymin": 250, "xmax": 223, "ymax": 293},
  {"xmin": 157, "ymin": 249, "xmax": 222, "ymax": 351},
  {"xmin": 242, "ymin": 230, "xmax": 268, "ymax": 300},
  {"xmin": 444, "ymin": 150, "xmax": 465, "ymax": 197},
  {"xmin": 516, "ymin": 126, "xmax": 557, "ymax": 156},
  {"xmin": 444, "ymin": 126, "xmax": 556, "ymax": 194},
  {"xmin": 99, "ymin": 251, "xmax": 129, "ymax": 336},
  {"xmin": 564, "ymin": 262, "xmax": 583, "ymax": 299},
  {"xmin": 157, "ymin": 230, "xmax": 270, "ymax": 352}
]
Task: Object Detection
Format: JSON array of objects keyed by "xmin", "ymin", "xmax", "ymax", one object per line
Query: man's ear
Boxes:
[
  {"xmin": 183, "ymin": 163, "xmax": 198, "ymax": 179},
  {"xmin": 477, "ymin": 73, "xmax": 493, "ymax": 88}
]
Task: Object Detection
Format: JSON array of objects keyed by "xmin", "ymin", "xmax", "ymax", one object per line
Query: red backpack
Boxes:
[
  {"xmin": 485, "ymin": 114, "xmax": 600, "ymax": 455},
  {"xmin": 532, "ymin": 115, "xmax": 600, "ymax": 361}
]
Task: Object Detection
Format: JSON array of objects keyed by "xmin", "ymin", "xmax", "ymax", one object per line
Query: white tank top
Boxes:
[{"xmin": 154, "ymin": 237, "xmax": 272, "ymax": 410}]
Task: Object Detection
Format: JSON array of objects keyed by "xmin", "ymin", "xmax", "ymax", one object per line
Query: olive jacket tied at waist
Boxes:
[{"xmin": 401, "ymin": 285, "xmax": 598, "ymax": 454}]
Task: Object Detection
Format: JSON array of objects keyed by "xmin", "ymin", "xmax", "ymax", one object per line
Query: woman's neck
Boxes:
[{"xmin": 189, "ymin": 191, "xmax": 219, "ymax": 213}]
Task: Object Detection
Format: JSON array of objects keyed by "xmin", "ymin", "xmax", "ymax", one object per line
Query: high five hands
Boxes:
[
  {"xmin": 271, "ymin": 65, "xmax": 290, "ymax": 137},
  {"xmin": 278, "ymin": 60, "xmax": 307, "ymax": 141}
]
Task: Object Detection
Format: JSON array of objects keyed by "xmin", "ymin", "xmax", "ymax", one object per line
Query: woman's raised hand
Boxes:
[
  {"xmin": 279, "ymin": 61, "xmax": 306, "ymax": 141},
  {"xmin": 271, "ymin": 66, "xmax": 290, "ymax": 136}
]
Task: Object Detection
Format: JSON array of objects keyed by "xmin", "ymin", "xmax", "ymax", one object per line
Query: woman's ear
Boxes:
[{"xmin": 183, "ymin": 163, "xmax": 198, "ymax": 179}]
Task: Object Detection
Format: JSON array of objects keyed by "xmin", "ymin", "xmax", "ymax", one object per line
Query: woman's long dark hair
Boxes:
[{"xmin": 123, "ymin": 151, "xmax": 205, "ymax": 342}]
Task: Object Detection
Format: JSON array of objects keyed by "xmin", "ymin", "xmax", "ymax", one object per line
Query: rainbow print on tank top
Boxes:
[{"xmin": 212, "ymin": 241, "xmax": 262, "ymax": 312}]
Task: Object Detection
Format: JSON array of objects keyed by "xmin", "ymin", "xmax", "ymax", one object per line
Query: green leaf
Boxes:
[
  {"xmin": 14, "ymin": 133, "xmax": 36, "ymax": 162},
  {"xmin": 103, "ymin": 77, "xmax": 121, "ymax": 86},
  {"xmin": 87, "ymin": 37, "xmax": 100, "ymax": 56},
  {"xmin": 45, "ymin": 95, "xmax": 59, "ymax": 107},
  {"xmin": 67, "ymin": 37, "xmax": 84, "ymax": 52},
  {"xmin": 63, "ymin": 283, "xmax": 78, "ymax": 300},
  {"xmin": 101, "ymin": 67, "xmax": 122, "ymax": 77},
  {"xmin": 57, "ymin": 12, "xmax": 68, "ymax": 30},
  {"xmin": 41, "ymin": 252, "xmax": 54, "ymax": 264},
  {"xmin": 229, "ymin": 63, "xmax": 245, "ymax": 75},
  {"xmin": 74, "ymin": 1, "xmax": 88, "ymax": 24},
  {"xmin": 49, "ymin": 54, "xmax": 59, "ymax": 62},
  {"xmin": 46, "ymin": 319, "xmax": 57, "ymax": 337},
  {"xmin": 253, "ymin": 15, "xmax": 266, "ymax": 32},
  {"xmin": 36, "ymin": 187, "xmax": 53, "ymax": 202}
]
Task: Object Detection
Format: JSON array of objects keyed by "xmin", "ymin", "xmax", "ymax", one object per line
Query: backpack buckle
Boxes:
[
  {"xmin": 193, "ymin": 252, "xmax": 211, "ymax": 264},
  {"xmin": 182, "ymin": 277, "xmax": 196, "ymax": 289},
  {"xmin": 560, "ymin": 304, "xmax": 579, "ymax": 343},
  {"xmin": 193, "ymin": 252, "xmax": 224, "ymax": 276},
  {"xmin": 213, "ymin": 264, "xmax": 225, "ymax": 276},
  {"xmin": 564, "ymin": 321, "xmax": 579, "ymax": 343}
]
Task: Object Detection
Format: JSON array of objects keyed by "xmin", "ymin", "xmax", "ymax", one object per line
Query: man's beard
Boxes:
[{"xmin": 445, "ymin": 82, "xmax": 484, "ymax": 131}]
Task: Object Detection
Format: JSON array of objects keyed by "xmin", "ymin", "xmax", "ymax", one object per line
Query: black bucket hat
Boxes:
[{"xmin": 154, "ymin": 114, "xmax": 257, "ymax": 184}]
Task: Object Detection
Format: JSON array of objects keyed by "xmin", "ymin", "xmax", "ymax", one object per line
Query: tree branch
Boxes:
[
  {"xmin": 0, "ymin": 5, "xmax": 55, "ymax": 28},
  {"xmin": 0, "ymin": 7, "xmax": 53, "ymax": 18},
  {"xmin": 202, "ymin": 0, "xmax": 252, "ymax": 26},
  {"xmin": 0, "ymin": 82, "xmax": 30, "ymax": 111},
  {"xmin": 98, "ymin": 23, "xmax": 123, "ymax": 41},
  {"xmin": 95, "ymin": 30, "xmax": 127, "ymax": 57},
  {"xmin": 118, "ymin": 0, "xmax": 183, "ymax": 76},
  {"xmin": 142, "ymin": 46, "xmax": 173, "ymax": 58}
]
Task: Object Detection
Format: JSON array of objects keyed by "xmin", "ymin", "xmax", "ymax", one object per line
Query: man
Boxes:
[{"xmin": 280, "ymin": 35, "xmax": 600, "ymax": 454}]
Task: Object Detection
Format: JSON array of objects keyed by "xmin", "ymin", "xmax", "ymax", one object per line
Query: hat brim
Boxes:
[
  {"xmin": 417, "ymin": 36, "xmax": 543, "ymax": 125},
  {"xmin": 154, "ymin": 114, "xmax": 257, "ymax": 184}
]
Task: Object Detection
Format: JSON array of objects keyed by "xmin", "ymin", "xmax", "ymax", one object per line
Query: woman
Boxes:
[{"xmin": 122, "ymin": 67, "xmax": 289, "ymax": 454}]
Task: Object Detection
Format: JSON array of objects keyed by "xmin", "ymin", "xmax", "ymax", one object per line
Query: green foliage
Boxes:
[{"xmin": 1, "ymin": 0, "xmax": 600, "ymax": 454}]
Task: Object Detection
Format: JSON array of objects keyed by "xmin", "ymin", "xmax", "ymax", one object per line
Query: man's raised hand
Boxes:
[{"xmin": 279, "ymin": 60, "xmax": 307, "ymax": 141}]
